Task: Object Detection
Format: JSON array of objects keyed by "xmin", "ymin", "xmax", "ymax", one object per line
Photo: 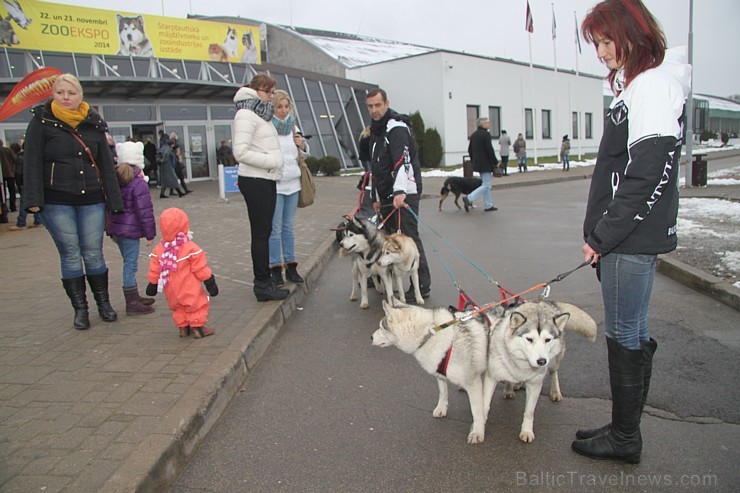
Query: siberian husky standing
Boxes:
[
  {"xmin": 372, "ymin": 299, "xmax": 596, "ymax": 444},
  {"xmin": 337, "ymin": 217, "xmax": 393, "ymax": 309},
  {"xmin": 377, "ymin": 232, "xmax": 423, "ymax": 305}
]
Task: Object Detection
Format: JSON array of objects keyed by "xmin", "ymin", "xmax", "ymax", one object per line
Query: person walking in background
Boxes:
[
  {"xmin": 572, "ymin": 0, "xmax": 691, "ymax": 464},
  {"xmin": 147, "ymin": 207, "xmax": 218, "ymax": 339},
  {"xmin": 143, "ymin": 138, "xmax": 158, "ymax": 185},
  {"xmin": 498, "ymin": 130, "xmax": 511, "ymax": 176},
  {"xmin": 168, "ymin": 132, "xmax": 192, "ymax": 195},
  {"xmin": 23, "ymin": 73, "xmax": 124, "ymax": 330},
  {"xmin": 268, "ymin": 90, "xmax": 308, "ymax": 287},
  {"xmin": 514, "ymin": 133, "xmax": 527, "ymax": 172},
  {"xmin": 464, "ymin": 117, "xmax": 499, "ymax": 212},
  {"xmin": 217, "ymin": 140, "xmax": 236, "ymax": 166},
  {"xmin": 366, "ymin": 87, "xmax": 431, "ymax": 301},
  {"xmin": 108, "ymin": 141, "xmax": 157, "ymax": 316},
  {"xmin": 561, "ymin": 134, "xmax": 571, "ymax": 171},
  {"xmin": 9, "ymin": 142, "xmax": 42, "ymax": 230},
  {"xmin": 358, "ymin": 126, "xmax": 372, "ymax": 172},
  {"xmin": 233, "ymin": 72, "xmax": 289, "ymax": 301},
  {"xmin": 0, "ymin": 139, "xmax": 17, "ymax": 213},
  {"xmin": 158, "ymin": 139, "xmax": 185, "ymax": 199}
]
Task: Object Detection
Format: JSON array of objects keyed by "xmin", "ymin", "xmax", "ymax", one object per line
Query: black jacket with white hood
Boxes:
[{"xmin": 583, "ymin": 47, "xmax": 691, "ymax": 255}]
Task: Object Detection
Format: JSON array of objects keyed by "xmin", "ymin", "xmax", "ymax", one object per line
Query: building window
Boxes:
[
  {"xmin": 467, "ymin": 105, "xmax": 480, "ymax": 137},
  {"xmin": 572, "ymin": 112, "xmax": 579, "ymax": 139},
  {"xmin": 585, "ymin": 112, "xmax": 593, "ymax": 139},
  {"xmin": 488, "ymin": 106, "xmax": 501, "ymax": 138},
  {"xmin": 525, "ymin": 108, "xmax": 534, "ymax": 139},
  {"xmin": 541, "ymin": 109, "xmax": 551, "ymax": 139}
]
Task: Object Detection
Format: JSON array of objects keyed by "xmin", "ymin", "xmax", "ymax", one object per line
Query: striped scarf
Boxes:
[
  {"xmin": 236, "ymin": 97, "xmax": 274, "ymax": 122},
  {"xmin": 271, "ymin": 114, "xmax": 296, "ymax": 136},
  {"xmin": 157, "ymin": 231, "xmax": 190, "ymax": 292}
]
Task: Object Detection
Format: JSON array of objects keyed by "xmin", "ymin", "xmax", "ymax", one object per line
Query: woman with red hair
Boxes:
[{"xmin": 573, "ymin": 0, "xmax": 691, "ymax": 464}]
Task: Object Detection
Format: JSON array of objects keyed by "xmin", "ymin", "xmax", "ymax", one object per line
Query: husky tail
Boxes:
[{"xmin": 553, "ymin": 302, "xmax": 597, "ymax": 342}]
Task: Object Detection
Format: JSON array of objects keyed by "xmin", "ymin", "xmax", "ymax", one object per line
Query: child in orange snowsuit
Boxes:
[{"xmin": 146, "ymin": 208, "xmax": 219, "ymax": 338}]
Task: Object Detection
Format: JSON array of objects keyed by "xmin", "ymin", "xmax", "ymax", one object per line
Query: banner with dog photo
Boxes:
[{"xmin": 0, "ymin": 0, "xmax": 261, "ymax": 64}]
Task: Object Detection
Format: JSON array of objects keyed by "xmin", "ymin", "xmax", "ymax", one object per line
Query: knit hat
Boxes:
[{"xmin": 115, "ymin": 141, "xmax": 145, "ymax": 167}]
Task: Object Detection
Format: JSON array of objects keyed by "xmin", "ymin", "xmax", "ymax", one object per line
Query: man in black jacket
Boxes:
[
  {"xmin": 465, "ymin": 117, "xmax": 499, "ymax": 212},
  {"xmin": 366, "ymin": 88, "xmax": 430, "ymax": 301}
]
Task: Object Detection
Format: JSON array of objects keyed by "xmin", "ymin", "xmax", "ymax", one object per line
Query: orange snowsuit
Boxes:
[{"xmin": 147, "ymin": 208, "xmax": 212, "ymax": 329}]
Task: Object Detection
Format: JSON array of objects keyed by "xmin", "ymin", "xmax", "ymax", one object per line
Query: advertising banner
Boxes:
[{"xmin": 0, "ymin": 0, "xmax": 261, "ymax": 64}]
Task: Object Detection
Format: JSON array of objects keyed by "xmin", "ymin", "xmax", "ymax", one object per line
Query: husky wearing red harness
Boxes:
[
  {"xmin": 372, "ymin": 299, "xmax": 596, "ymax": 444},
  {"xmin": 377, "ymin": 232, "xmax": 423, "ymax": 305}
]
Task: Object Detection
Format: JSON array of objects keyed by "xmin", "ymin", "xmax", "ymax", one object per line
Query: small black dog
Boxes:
[{"xmin": 439, "ymin": 177, "xmax": 482, "ymax": 210}]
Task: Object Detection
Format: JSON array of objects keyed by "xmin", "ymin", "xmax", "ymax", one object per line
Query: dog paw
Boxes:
[
  {"xmin": 519, "ymin": 430, "xmax": 535, "ymax": 443},
  {"xmin": 467, "ymin": 431, "xmax": 485, "ymax": 444},
  {"xmin": 350, "ymin": 295, "xmax": 358, "ymax": 302},
  {"xmin": 360, "ymin": 302, "xmax": 369, "ymax": 309},
  {"xmin": 417, "ymin": 298, "xmax": 425, "ymax": 305},
  {"xmin": 432, "ymin": 406, "xmax": 448, "ymax": 418},
  {"xmin": 503, "ymin": 390, "xmax": 515, "ymax": 399},
  {"xmin": 550, "ymin": 392, "xmax": 563, "ymax": 402}
]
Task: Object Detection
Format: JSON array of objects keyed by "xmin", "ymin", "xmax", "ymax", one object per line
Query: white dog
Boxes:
[
  {"xmin": 240, "ymin": 31, "xmax": 258, "ymax": 64},
  {"xmin": 222, "ymin": 27, "xmax": 239, "ymax": 59},
  {"xmin": 372, "ymin": 299, "xmax": 596, "ymax": 444},
  {"xmin": 377, "ymin": 232, "xmax": 423, "ymax": 305}
]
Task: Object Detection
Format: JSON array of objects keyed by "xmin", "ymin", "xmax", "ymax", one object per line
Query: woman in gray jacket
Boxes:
[{"xmin": 233, "ymin": 73, "xmax": 289, "ymax": 301}]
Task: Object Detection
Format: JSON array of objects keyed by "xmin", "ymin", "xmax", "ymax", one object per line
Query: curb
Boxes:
[
  {"xmin": 658, "ymin": 256, "xmax": 740, "ymax": 311},
  {"xmin": 104, "ymin": 235, "xmax": 340, "ymax": 492}
]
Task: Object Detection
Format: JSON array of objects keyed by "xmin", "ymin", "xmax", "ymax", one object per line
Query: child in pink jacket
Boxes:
[{"xmin": 146, "ymin": 208, "xmax": 218, "ymax": 338}]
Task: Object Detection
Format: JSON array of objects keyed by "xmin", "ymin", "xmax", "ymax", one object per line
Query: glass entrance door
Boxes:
[{"xmin": 164, "ymin": 123, "xmax": 212, "ymax": 181}]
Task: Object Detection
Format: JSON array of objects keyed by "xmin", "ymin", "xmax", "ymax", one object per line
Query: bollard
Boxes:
[{"xmin": 691, "ymin": 153, "xmax": 707, "ymax": 187}]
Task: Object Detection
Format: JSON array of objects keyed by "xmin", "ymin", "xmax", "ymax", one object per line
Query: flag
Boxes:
[
  {"xmin": 526, "ymin": 0, "xmax": 534, "ymax": 33},
  {"xmin": 552, "ymin": 4, "xmax": 557, "ymax": 40},
  {"xmin": 574, "ymin": 11, "xmax": 582, "ymax": 53}
]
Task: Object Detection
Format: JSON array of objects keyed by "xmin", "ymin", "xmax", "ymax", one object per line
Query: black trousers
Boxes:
[
  {"xmin": 238, "ymin": 176, "xmax": 277, "ymax": 282},
  {"xmin": 380, "ymin": 194, "xmax": 431, "ymax": 291},
  {"xmin": 3, "ymin": 177, "xmax": 16, "ymax": 211}
]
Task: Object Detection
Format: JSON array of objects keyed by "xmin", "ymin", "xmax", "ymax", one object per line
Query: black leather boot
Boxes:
[
  {"xmin": 253, "ymin": 278, "xmax": 289, "ymax": 302},
  {"xmin": 87, "ymin": 270, "xmax": 118, "ymax": 322},
  {"xmin": 284, "ymin": 262, "xmax": 304, "ymax": 284},
  {"xmin": 270, "ymin": 265, "xmax": 285, "ymax": 287},
  {"xmin": 62, "ymin": 276, "xmax": 90, "ymax": 330},
  {"xmin": 576, "ymin": 338, "xmax": 657, "ymax": 440},
  {"xmin": 572, "ymin": 337, "xmax": 645, "ymax": 464}
]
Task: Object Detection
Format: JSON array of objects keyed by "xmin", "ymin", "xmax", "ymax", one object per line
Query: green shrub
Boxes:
[
  {"xmin": 721, "ymin": 132, "xmax": 729, "ymax": 145},
  {"xmin": 319, "ymin": 155, "xmax": 341, "ymax": 176},
  {"xmin": 422, "ymin": 128, "xmax": 443, "ymax": 167},
  {"xmin": 409, "ymin": 111, "xmax": 425, "ymax": 161},
  {"xmin": 304, "ymin": 156, "xmax": 320, "ymax": 175},
  {"xmin": 699, "ymin": 129, "xmax": 716, "ymax": 142}
]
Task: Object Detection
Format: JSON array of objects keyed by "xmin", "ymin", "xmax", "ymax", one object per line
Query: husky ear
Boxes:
[
  {"xmin": 553, "ymin": 313, "xmax": 570, "ymax": 331},
  {"xmin": 509, "ymin": 311, "xmax": 527, "ymax": 332},
  {"xmin": 552, "ymin": 302, "xmax": 598, "ymax": 342},
  {"xmin": 382, "ymin": 299, "xmax": 394, "ymax": 315},
  {"xmin": 391, "ymin": 297, "xmax": 408, "ymax": 308}
]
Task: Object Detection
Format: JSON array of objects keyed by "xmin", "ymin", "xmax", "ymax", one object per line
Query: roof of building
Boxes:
[{"xmin": 695, "ymin": 94, "xmax": 740, "ymax": 113}]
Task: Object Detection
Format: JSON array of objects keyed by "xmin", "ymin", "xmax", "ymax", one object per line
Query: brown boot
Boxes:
[{"xmin": 123, "ymin": 286, "xmax": 155, "ymax": 315}]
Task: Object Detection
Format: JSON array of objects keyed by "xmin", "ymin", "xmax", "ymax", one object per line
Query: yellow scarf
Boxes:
[{"xmin": 51, "ymin": 100, "xmax": 90, "ymax": 129}]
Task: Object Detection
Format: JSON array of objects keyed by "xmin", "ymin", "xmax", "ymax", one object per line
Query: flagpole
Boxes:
[
  {"xmin": 552, "ymin": 3, "xmax": 557, "ymax": 73},
  {"xmin": 574, "ymin": 11, "xmax": 582, "ymax": 160},
  {"xmin": 529, "ymin": 34, "xmax": 539, "ymax": 166},
  {"xmin": 684, "ymin": 0, "xmax": 694, "ymax": 188}
]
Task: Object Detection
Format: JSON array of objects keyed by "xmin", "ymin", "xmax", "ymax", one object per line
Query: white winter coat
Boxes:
[{"xmin": 232, "ymin": 87, "xmax": 283, "ymax": 181}]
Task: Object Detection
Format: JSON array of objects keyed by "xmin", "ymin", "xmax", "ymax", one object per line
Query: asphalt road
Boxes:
[{"xmin": 173, "ymin": 179, "xmax": 739, "ymax": 492}]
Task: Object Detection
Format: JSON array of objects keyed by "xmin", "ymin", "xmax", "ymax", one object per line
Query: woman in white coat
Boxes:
[
  {"xmin": 268, "ymin": 90, "xmax": 308, "ymax": 287},
  {"xmin": 233, "ymin": 73, "xmax": 289, "ymax": 301}
]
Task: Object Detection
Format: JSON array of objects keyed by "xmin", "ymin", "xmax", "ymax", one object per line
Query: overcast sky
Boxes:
[{"xmin": 55, "ymin": 0, "xmax": 738, "ymax": 98}]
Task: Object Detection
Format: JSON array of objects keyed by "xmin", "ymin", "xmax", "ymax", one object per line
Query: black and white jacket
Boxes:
[
  {"xmin": 370, "ymin": 109, "xmax": 422, "ymax": 202},
  {"xmin": 584, "ymin": 48, "xmax": 691, "ymax": 256}
]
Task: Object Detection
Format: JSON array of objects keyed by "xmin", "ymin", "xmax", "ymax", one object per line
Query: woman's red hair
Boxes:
[{"xmin": 581, "ymin": 0, "xmax": 666, "ymax": 93}]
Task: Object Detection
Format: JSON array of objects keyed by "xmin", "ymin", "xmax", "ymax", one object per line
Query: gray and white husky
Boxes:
[
  {"xmin": 372, "ymin": 299, "xmax": 596, "ymax": 444},
  {"xmin": 337, "ymin": 216, "xmax": 393, "ymax": 309}
]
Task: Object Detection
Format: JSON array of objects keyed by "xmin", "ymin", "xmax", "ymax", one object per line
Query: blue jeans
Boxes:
[
  {"xmin": 15, "ymin": 190, "xmax": 42, "ymax": 227},
  {"xmin": 562, "ymin": 154, "xmax": 570, "ymax": 170},
  {"xmin": 269, "ymin": 191, "xmax": 299, "ymax": 265},
  {"xmin": 467, "ymin": 171, "xmax": 493, "ymax": 209},
  {"xmin": 599, "ymin": 253, "xmax": 657, "ymax": 350},
  {"xmin": 114, "ymin": 236, "xmax": 141, "ymax": 288},
  {"xmin": 39, "ymin": 203, "xmax": 108, "ymax": 279},
  {"xmin": 518, "ymin": 155, "xmax": 528, "ymax": 171}
]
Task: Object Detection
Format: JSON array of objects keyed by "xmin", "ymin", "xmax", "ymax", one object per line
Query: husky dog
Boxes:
[
  {"xmin": 439, "ymin": 176, "xmax": 482, "ymax": 211},
  {"xmin": 222, "ymin": 27, "xmax": 239, "ymax": 58},
  {"xmin": 3, "ymin": 1, "xmax": 31, "ymax": 29},
  {"xmin": 0, "ymin": 17, "xmax": 18, "ymax": 46},
  {"xmin": 115, "ymin": 14, "xmax": 154, "ymax": 57},
  {"xmin": 337, "ymin": 216, "xmax": 393, "ymax": 309},
  {"xmin": 373, "ymin": 300, "xmax": 489, "ymax": 444},
  {"xmin": 378, "ymin": 232, "xmax": 423, "ymax": 305},
  {"xmin": 483, "ymin": 301, "xmax": 597, "ymax": 443},
  {"xmin": 240, "ymin": 31, "xmax": 258, "ymax": 64},
  {"xmin": 372, "ymin": 299, "xmax": 596, "ymax": 444}
]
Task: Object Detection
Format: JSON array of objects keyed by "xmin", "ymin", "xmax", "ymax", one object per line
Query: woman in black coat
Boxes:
[{"xmin": 24, "ymin": 73, "xmax": 124, "ymax": 330}]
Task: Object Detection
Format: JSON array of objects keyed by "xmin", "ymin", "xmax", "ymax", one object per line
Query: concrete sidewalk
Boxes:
[{"xmin": 0, "ymin": 163, "xmax": 737, "ymax": 492}]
